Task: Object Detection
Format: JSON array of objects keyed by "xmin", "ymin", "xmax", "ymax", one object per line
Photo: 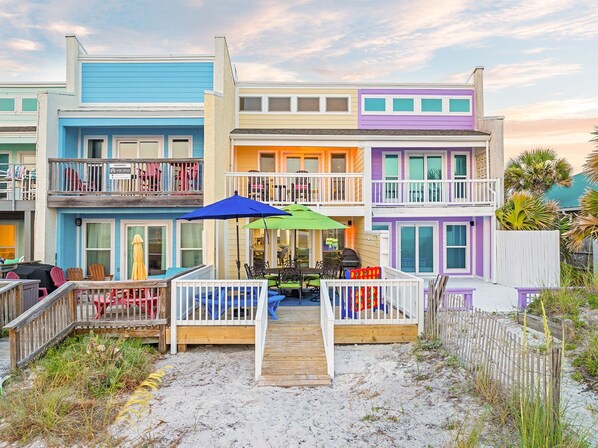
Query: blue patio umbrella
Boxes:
[{"xmin": 178, "ymin": 192, "xmax": 290, "ymax": 279}]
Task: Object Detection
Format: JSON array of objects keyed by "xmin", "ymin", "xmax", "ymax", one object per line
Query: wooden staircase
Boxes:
[{"xmin": 258, "ymin": 307, "xmax": 331, "ymax": 387}]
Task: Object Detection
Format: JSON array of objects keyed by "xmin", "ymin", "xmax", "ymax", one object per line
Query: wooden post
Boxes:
[
  {"xmin": 15, "ymin": 284, "xmax": 23, "ymax": 319},
  {"xmin": 9, "ymin": 329, "xmax": 19, "ymax": 370},
  {"xmin": 550, "ymin": 346, "xmax": 562, "ymax": 427}
]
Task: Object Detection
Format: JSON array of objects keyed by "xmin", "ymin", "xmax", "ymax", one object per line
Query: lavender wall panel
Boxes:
[{"xmin": 358, "ymin": 89, "xmax": 475, "ymax": 130}]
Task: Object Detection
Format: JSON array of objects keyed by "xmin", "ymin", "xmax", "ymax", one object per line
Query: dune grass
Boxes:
[{"xmin": 0, "ymin": 333, "xmax": 157, "ymax": 446}]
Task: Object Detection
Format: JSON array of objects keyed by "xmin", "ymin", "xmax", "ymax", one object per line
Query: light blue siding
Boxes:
[{"xmin": 81, "ymin": 62, "xmax": 214, "ymax": 103}]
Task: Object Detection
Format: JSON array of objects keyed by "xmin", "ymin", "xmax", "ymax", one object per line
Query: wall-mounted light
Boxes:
[
  {"xmin": 75, "ymin": 217, "xmax": 82, "ymax": 227},
  {"xmin": 348, "ymin": 220, "xmax": 352, "ymax": 226},
  {"xmin": 470, "ymin": 220, "xmax": 475, "ymax": 227}
]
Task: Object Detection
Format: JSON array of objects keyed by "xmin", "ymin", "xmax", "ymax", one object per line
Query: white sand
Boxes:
[{"xmin": 113, "ymin": 344, "xmax": 491, "ymax": 447}]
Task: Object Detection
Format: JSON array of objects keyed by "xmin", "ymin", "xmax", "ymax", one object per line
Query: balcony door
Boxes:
[
  {"xmin": 284, "ymin": 155, "xmax": 320, "ymax": 173},
  {"xmin": 330, "ymin": 154, "xmax": 346, "ymax": 201},
  {"xmin": 285, "ymin": 155, "xmax": 320, "ymax": 203},
  {"xmin": 123, "ymin": 222, "xmax": 170, "ymax": 279},
  {"xmin": 398, "ymin": 224, "xmax": 436, "ymax": 274},
  {"xmin": 407, "ymin": 155, "xmax": 443, "ymax": 203},
  {"xmin": 116, "ymin": 139, "xmax": 162, "ymax": 159},
  {"xmin": 383, "ymin": 154, "xmax": 400, "ymax": 201}
]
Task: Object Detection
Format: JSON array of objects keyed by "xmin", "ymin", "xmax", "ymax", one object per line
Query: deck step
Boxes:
[{"xmin": 258, "ymin": 307, "xmax": 330, "ymax": 387}]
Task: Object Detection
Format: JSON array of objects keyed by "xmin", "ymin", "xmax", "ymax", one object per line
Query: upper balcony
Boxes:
[
  {"xmin": 226, "ymin": 172, "xmax": 364, "ymax": 209},
  {"xmin": 372, "ymin": 178, "xmax": 499, "ymax": 209},
  {"xmin": 0, "ymin": 163, "xmax": 36, "ymax": 211},
  {"xmin": 48, "ymin": 158, "xmax": 203, "ymax": 208}
]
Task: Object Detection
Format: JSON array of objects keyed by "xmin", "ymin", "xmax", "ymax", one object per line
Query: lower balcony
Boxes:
[
  {"xmin": 372, "ymin": 179, "xmax": 499, "ymax": 208},
  {"xmin": 226, "ymin": 172, "xmax": 364, "ymax": 207},
  {"xmin": 48, "ymin": 158, "xmax": 203, "ymax": 208}
]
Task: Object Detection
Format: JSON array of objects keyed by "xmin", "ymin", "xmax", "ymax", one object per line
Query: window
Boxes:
[
  {"xmin": 179, "ymin": 222, "xmax": 203, "ymax": 267},
  {"xmin": 239, "ymin": 97, "xmax": 262, "ymax": 112},
  {"xmin": 446, "ymin": 224, "xmax": 468, "ymax": 270},
  {"xmin": 372, "ymin": 223, "xmax": 389, "ymax": 231},
  {"xmin": 85, "ymin": 222, "xmax": 112, "ymax": 276},
  {"xmin": 20, "ymin": 153, "xmax": 36, "ymax": 166},
  {"xmin": 0, "ymin": 224, "xmax": 16, "ymax": 258},
  {"xmin": 449, "ymin": 98, "xmax": 470, "ymax": 113},
  {"xmin": 170, "ymin": 138, "xmax": 192, "ymax": 158},
  {"xmin": 384, "ymin": 154, "xmax": 399, "ymax": 200},
  {"xmin": 393, "ymin": 98, "xmax": 414, "ymax": 112},
  {"xmin": 21, "ymin": 98, "xmax": 37, "ymax": 112},
  {"xmin": 364, "ymin": 98, "xmax": 386, "ymax": 112},
  {"xmin": 0, "ymin": 98, "xmax": 15, "ymax": 112},
  {"xmin": 87, "ymin": 139, "xmax": 105, "ymax": 158},
  {"xmin": 116, "ymin": 139, "xmax": 161, "ymax": 158},
  {"xmin": 421, "ymin": 98, "xmax": 442, "ymax": 112},
  {"xmin": 259, "ymin": 153, "xmax": 275, "ymax": 172},
  {"xmin": 325, "ymin": 97, "xmax": 349, "ymax": 112},
  {"xmin": 453, "ymin": 154, "xmax": 468, "ymax": 199},
  {"xmin": 297, "ymin": 97, "xmax": 320, "ymax": 112},
  {"xmin": 268, "ymin": 97, "xmax": 291, "ymax": 112}
]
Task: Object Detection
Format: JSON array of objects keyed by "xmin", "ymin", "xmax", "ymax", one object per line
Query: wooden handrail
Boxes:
[{"xmin": 48, "ymin": 157, "xmax": 203, "ymax": 163}]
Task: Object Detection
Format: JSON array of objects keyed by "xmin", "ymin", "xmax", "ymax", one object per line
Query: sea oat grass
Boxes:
[{"xmin": 0, "ymin": 333, "xmax": 157, "ymax": 445}]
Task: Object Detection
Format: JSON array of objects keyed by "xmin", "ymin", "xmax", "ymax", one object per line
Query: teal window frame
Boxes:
[
  {"xmin": 421, "ymin": 98, "xmax": 442, "ymax": 112},
  {"xmin": 393, "ymin": 98, "xmax": 414, "ymax": 112},
  {"xmin": 364, "ymin": 97, "xmax": 386, "ymax": 112},
  {"xmin": 0, "ymin": 98, "xmax": 15, "ymax": 112},
  {"xmin": 445, "ymin": 224, "xmax": 468, "ymax": 271},
  {"xmin": 21, "ymin": 98, "xmax": 37, "ymax": 112},
  {"xmin": 449, "ymin": 98, "xmax": 470, "ymax": 113}
]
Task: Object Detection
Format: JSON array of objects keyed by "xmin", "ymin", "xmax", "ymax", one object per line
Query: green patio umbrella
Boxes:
[{"xmin": 244, "ymin": 204, "xmax": 346, "ymax": 263}]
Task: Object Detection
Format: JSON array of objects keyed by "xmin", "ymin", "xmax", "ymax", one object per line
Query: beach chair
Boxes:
[
  {"xmin": 7, "ymin": 271, "xmax": 48, "ymax": 300},
  {"xmin": 50, "ymin": 266, "xmax": 67, "ymax": 288},
  {"xmin": 64, "ymin": 167, "xmax": 94, "ymax": 192},
  {"xmin": 89, "ymin": 264, "xmax": 113, "ymax": 281}
]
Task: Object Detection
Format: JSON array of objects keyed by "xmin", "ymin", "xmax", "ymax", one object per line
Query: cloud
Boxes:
[
  {"xmin": 498, "ymin": 98, "xmax": 598, "ymax": 121},
  {"xmin": 235, "ymin": 62, "xmax": 299, "ymax": 82},
  {"xmin": 6, "ymin": 38, "xmax": 41, "ymax": 51},
  {"xmin": 522, "ymin": 47, "xmax": 551, "ymax": 54},
  {"xmin": 43, "ymin": 21, "xmax": 92, "ymax": 37}
]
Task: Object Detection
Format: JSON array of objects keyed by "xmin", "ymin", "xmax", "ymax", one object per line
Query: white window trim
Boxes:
[
  {"xmin": 0, "ymin": 95, "xmax": 37, "ymax": 114},
  {"xmin": 239, "ymin": 94, "xmax": 351, "ymax": 114},
  {"xmin": 113, "ymin": 136, "xmax": 164, "ymax": 159},
  {"xmin": 257, "ymin": 150, "xmax": 277, "ymax": 172},
  {"xmin": 296, "ymin": 96, "xmax": 321, "ymax": 113},
  {"xmin": 176, "ymin": 221, "xmax": 204, "ymax": 267},
  {"xmin": 382, "ymin": 151, "xmax": 402, "ymax": 180},
  {"xmin": 452, "ymin": 151, "xmax": 470, "ymax": 181},
  {"xmin": 361, "ymin": 94, "xmax": 471, "ymax": 116},
  {"xmin": 82, "ymin": 135, "xmax": 108, "ymax": 159},
  {"xmin": 443, "ymin": 222, "xmax": 471, "ymax": 274},
  {"xmin": 82, "ymin": 219, "xmax": 115, "ymax": 275},
  {"xmin": 120, "ymin": 220, "xmax": 172, "ymax": 280},
  {"xmin": 404, "ymin": 150, "xmax": 448, "ymax": 180},
  {"xmin": 396, "ymin": 222, "xmax": 439, "ymax": 274},
  {"xmin": 267, "ymin": 96, "xmax": 292, "ymax": 113},
  {"xmin": 168, "ymin": 135, "xmax": 194, "ymax": 158}
]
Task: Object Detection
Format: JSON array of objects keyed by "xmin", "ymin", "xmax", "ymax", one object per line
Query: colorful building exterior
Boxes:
[
  {"xmin": 7, "ymin": 35, "xmax": 503, "ymax": 283},
  {"xmin": 0, "ymin": 83, "xmax": 65, "ymax": 261}
]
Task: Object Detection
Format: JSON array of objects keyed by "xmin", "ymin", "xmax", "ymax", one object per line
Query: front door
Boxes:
[
  {"xmin": 330, "ymin": 154, "xmax": 346, "ymax": 201},
  {"xmin": 408, "ymin": 155, "xmax": 443, "ymax": 203},
  {"xmin": 398, "ymin": 224, "xmax": 436, "ymax": 274},
  {"xmin": 123, "ymin": 222, "xmax": 170, "ymax": 279}
]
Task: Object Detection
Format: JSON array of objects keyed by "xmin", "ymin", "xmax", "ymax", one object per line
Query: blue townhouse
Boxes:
[{"xmin": 35, "ymin": 35, "xmax": 236, "ymax": 279}]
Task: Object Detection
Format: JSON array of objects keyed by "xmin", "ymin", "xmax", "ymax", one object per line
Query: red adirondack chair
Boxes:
[
  {"xmin": 6, "ymin": 271, "xmax": 48, "ymax": 300},
  {"xmin": 64, "ymin": 167, "xmax": 94, "ymax": 192},
  {"xmin": 50, "ymin": 266, "xmax": 67, "ymax": 288}
]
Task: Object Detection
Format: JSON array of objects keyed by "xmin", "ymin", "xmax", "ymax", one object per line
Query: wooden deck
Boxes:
[{"xmin": 258, "ymin": 307, "xmax": 331, "ymax": 387}]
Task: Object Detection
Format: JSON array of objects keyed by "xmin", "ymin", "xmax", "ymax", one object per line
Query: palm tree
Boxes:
[
  {"xmin": 504, "ymin": 148, "xmax": 573, "ymax": 196},
  {"xmin": 566, "ymin": 128, "xmax": 598, "ymax": 249},
  {"xmin": 496, "ymin": 191, "xmax": 558, "ymax": 230}
]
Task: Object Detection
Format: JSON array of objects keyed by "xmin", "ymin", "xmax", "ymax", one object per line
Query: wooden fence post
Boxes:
[{"xmin": 550, "ymin": 346, "xmax": 562, "ymax": 427}]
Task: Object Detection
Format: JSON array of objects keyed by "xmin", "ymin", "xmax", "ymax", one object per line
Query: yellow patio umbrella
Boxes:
[{"xmin": 131, "ymin": 234, "xmax": 148, "ymax": 280}]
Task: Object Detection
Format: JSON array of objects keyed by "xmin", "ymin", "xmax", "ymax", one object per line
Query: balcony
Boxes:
[
  {"xmin": 48, "ymin": 158, "xmax": 203, "ymax": 208},
  {"xmin": 372, "ymin": 179, "xmax": 498, "ymax": 208},
  {"xmin": 226, "ymin": 172, "xmax": 364, "ymax": 207},
  {"xmin": 0, "ymin": 163, "xmax": 36, "ymax": 211}
]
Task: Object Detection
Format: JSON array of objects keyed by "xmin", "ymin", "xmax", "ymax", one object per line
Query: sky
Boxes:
[{"xmin": 1, "ymin": 0, "xmax": 596, "ymax": 171}]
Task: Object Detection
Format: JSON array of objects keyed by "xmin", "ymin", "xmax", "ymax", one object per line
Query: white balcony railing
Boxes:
[
  {"xmin": 226, "ymin": 172, "xmax": 364, "ymax": 206},
  {"xmin": 0, "ymin": 163, "xmax": 37, "ymax": 201},
  {"xmin": 372, "ymin": 178, "xmax": 498, "ymax": 207}
]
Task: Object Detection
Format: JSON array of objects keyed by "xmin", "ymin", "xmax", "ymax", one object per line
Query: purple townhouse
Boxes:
[{"xmin": 363, "ymin": 67, "xmax": 504, "ymax": 282}]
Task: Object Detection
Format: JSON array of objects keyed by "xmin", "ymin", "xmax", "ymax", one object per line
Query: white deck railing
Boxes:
[
  {"xmin": 254, "ymin": 285, "xmax": 269, "ymax": 380},
  {"xmin": 0, "ymin": 163, "xmax": 37, "ymax": 201},
  {"xmin": 320, "ymin": 282, "xmax": 335, "ymax": 377},
  {"xmin": 226, "ymin": 172, "xmax": 364, "ymax": 206},
  {"xmin": 170, "ymin": 265, "xmax": 268, "ymax": 354},
  {"xmin": 372, "ymin": 178, "xmax": 498, "ymax": 207},
  {"xmin": 323, "ymin": 267, "xmax": 424, "ymax": 332}
]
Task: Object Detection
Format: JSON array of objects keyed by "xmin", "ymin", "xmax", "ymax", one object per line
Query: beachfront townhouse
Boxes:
[
  {"xmin": 229, "ymin": 68, "xmax": 503, "ymax": 281},
  {"xmin": 0, "ymin": 83, "xmax": 65, "ymax": 262},
  {"xmin": 35, "ymin": 35, "xmax": 235, "ymax": 279}
]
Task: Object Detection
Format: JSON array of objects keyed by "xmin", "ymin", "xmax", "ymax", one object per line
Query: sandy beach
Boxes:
[{"xmin": 113, "ymin": 344, "xmax": 491, "ymax": 447}]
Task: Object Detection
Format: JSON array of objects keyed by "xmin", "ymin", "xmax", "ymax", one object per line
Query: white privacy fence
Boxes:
[
  {"xmin": 322, "ymin": 267, "xmax": 424, "ymax": 333},
  {"xmin": 496, "ymin": 231, "xmax": 560, "ymax": 287},
  {"xmin": 170, "ymin": 265, "xmax": 268, "ymax": 354},
  {"xmin": 320, "ymin": 285, "xmax": 335, "ymax": 377}
]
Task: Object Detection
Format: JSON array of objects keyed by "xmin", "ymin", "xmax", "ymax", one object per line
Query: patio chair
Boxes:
[
  {"xmin": 6, "ymin": 271, "xmax": 48, "ymax": 300},
  {"xmin": 50, "ymin": 266, "xmax": 67, "ymax": 288},
  {"xmin": 89, "ymin": 264, "xmax": 113, "ymax": 281},
  {"xmin": 247, "ymin": 170, "xmax": 266, "ymax": 201},
  {"xmin": 64, "ymin": 167, "xmax": 94, "ymax": 192},
  {"xmin": 67, "ymin": 267, "xmax": 85, "ymax": 281},
  {"xmin": 138, "ymin": 163, "xmax": 162, "ymax": 191},
  {"xmin": 277, "ymin": 266, "xmax": 303, "ymax": 303},
  {"xmin": 307, "ymin": 261, "xmax": 341, "ymax": 297},
  {"xmin": 292, "ymin": 170, "xmax": 311, "ymax": 202}
]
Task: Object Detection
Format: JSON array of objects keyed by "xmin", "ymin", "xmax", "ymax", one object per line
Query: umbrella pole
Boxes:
[{"xmin": 236, "ymin": 217, "xmax": 241, "ymax": 280}]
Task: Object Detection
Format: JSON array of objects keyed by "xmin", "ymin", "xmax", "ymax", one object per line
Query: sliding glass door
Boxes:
[
  {"xmin": 124, "ymin": 222, "xmax": 170, "ymax": 279},
  {"xmin": 399, "ymin": 224, "xmax": 436, "ymax": 274},
  {"xmin": 408, "ymin": 155, "xmax": 443, "ymax": 202}
]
